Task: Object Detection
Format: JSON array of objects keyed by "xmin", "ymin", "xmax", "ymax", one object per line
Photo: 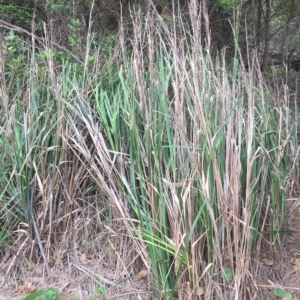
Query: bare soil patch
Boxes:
[{"xmin": 0, "ymin": 229, "xmax": 151, "ymax": 300}]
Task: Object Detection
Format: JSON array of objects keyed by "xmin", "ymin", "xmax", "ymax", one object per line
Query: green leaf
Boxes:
[
  {"xmin": 273, "ymin": 288, "xmax": 286, "ymax": 297},
  {"xmin": 221, "ymin": 267, "xmax": 233, "ymax": 282},
  {"xmin": 285, "ymin": 293, "xmax": 292, "ymax": 300},
  {"xmin": 97, "ymin": 286, "xmax": 106, "ymax": 296},
  {"xmin": 22, "ymin": 288, "xmax": 59, "ymax": 300}
]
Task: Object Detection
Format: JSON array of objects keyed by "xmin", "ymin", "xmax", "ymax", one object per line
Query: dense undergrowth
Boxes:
[{"xmin": 0, "ymin": 2, "xmax": 299, "ymax": 299}]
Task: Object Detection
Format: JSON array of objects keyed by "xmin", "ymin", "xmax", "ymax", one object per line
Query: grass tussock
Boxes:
[{"xmin": 0, "ymin": 1, "xmax": 299, "ymax": 299}]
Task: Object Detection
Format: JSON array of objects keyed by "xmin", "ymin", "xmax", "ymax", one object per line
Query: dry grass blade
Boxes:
[{"xmin": 0, "ymin": 1, "xmax": 298, "ymax": 299}]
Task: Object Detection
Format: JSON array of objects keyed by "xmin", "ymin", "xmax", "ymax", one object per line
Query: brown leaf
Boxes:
[
  {"xmin": 196, "ymin": 287, "xmax": 204, "ymax": 296},
  {"xmin": 27, "ymin": 282, "xmax": 36, "ymax": 292},
  {"xmin": 55, "ymin": 232, "xmax": 63, "ymax": 241},
  {"xmin": 50, "ymin": 253, "xmax": 57, "ymax": 261},
  {"xmin": 262, "ymin": 258, "xmax": 274, "ymax": 266},
  {"xmin": 14, "ymin": 285, "xmax": 25, "ymax": 295},
  {"xmin": 80, "ymin": 253, "xmax": 87, "ymax": 264},
  {"xmin": 292, "ymin": 258, "xmax": 300, "ymax": 269},
  {"xmin": 133, "ymin": 269, "xmax": 148, "ymax": 282},
  {"xmin": 14, "ymin": 283, "xmax": 36, "ymax": 295}
]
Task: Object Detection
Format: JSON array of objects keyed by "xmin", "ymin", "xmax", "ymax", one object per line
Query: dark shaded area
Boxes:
[
  {"xmin": 290, "ymin": 59, "xmax": 300, "ymax": 71},
  {"xmin": 245, "ymin": 58, "xmax": 300, "ymax": 72}
]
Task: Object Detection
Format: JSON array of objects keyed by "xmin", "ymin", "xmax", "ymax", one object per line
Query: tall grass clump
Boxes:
[
  {"xmin": 0, "ymin": 33, "xmax": 95, "ymax": 274},
  {"xmin": 1, "ymin": 0, "xmax": 299, "ymax": 299},
  {"xmin": 66, "ymin": 3, "xmax": 298, "ymax": 299}
]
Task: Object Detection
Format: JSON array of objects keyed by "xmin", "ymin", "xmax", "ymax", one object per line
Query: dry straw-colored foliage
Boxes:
[{"xmin": 1, "ymin": 1, "xmax": 299, "ymax": 299}]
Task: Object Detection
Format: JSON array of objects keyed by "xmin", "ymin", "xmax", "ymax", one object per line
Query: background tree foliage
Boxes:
[
  {"xmin": 1, "ymin": 0, "xmax": 299, "ymax": 66},
  {"xmin": 1, "ymin": 0, "xmax": 300, "ymax": 112}
]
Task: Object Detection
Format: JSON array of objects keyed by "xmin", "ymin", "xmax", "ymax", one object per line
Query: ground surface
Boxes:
[
  {"xmin": 1, "ymin": 182, "xmax": 300, "ymax": 300},
  {"xmin": 0, "ymin": 230, "xmax": 151, "ymax": 299},
  {"xmin": 256, "ymin": 179, "xmax": 300, "ymax": 300}
]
